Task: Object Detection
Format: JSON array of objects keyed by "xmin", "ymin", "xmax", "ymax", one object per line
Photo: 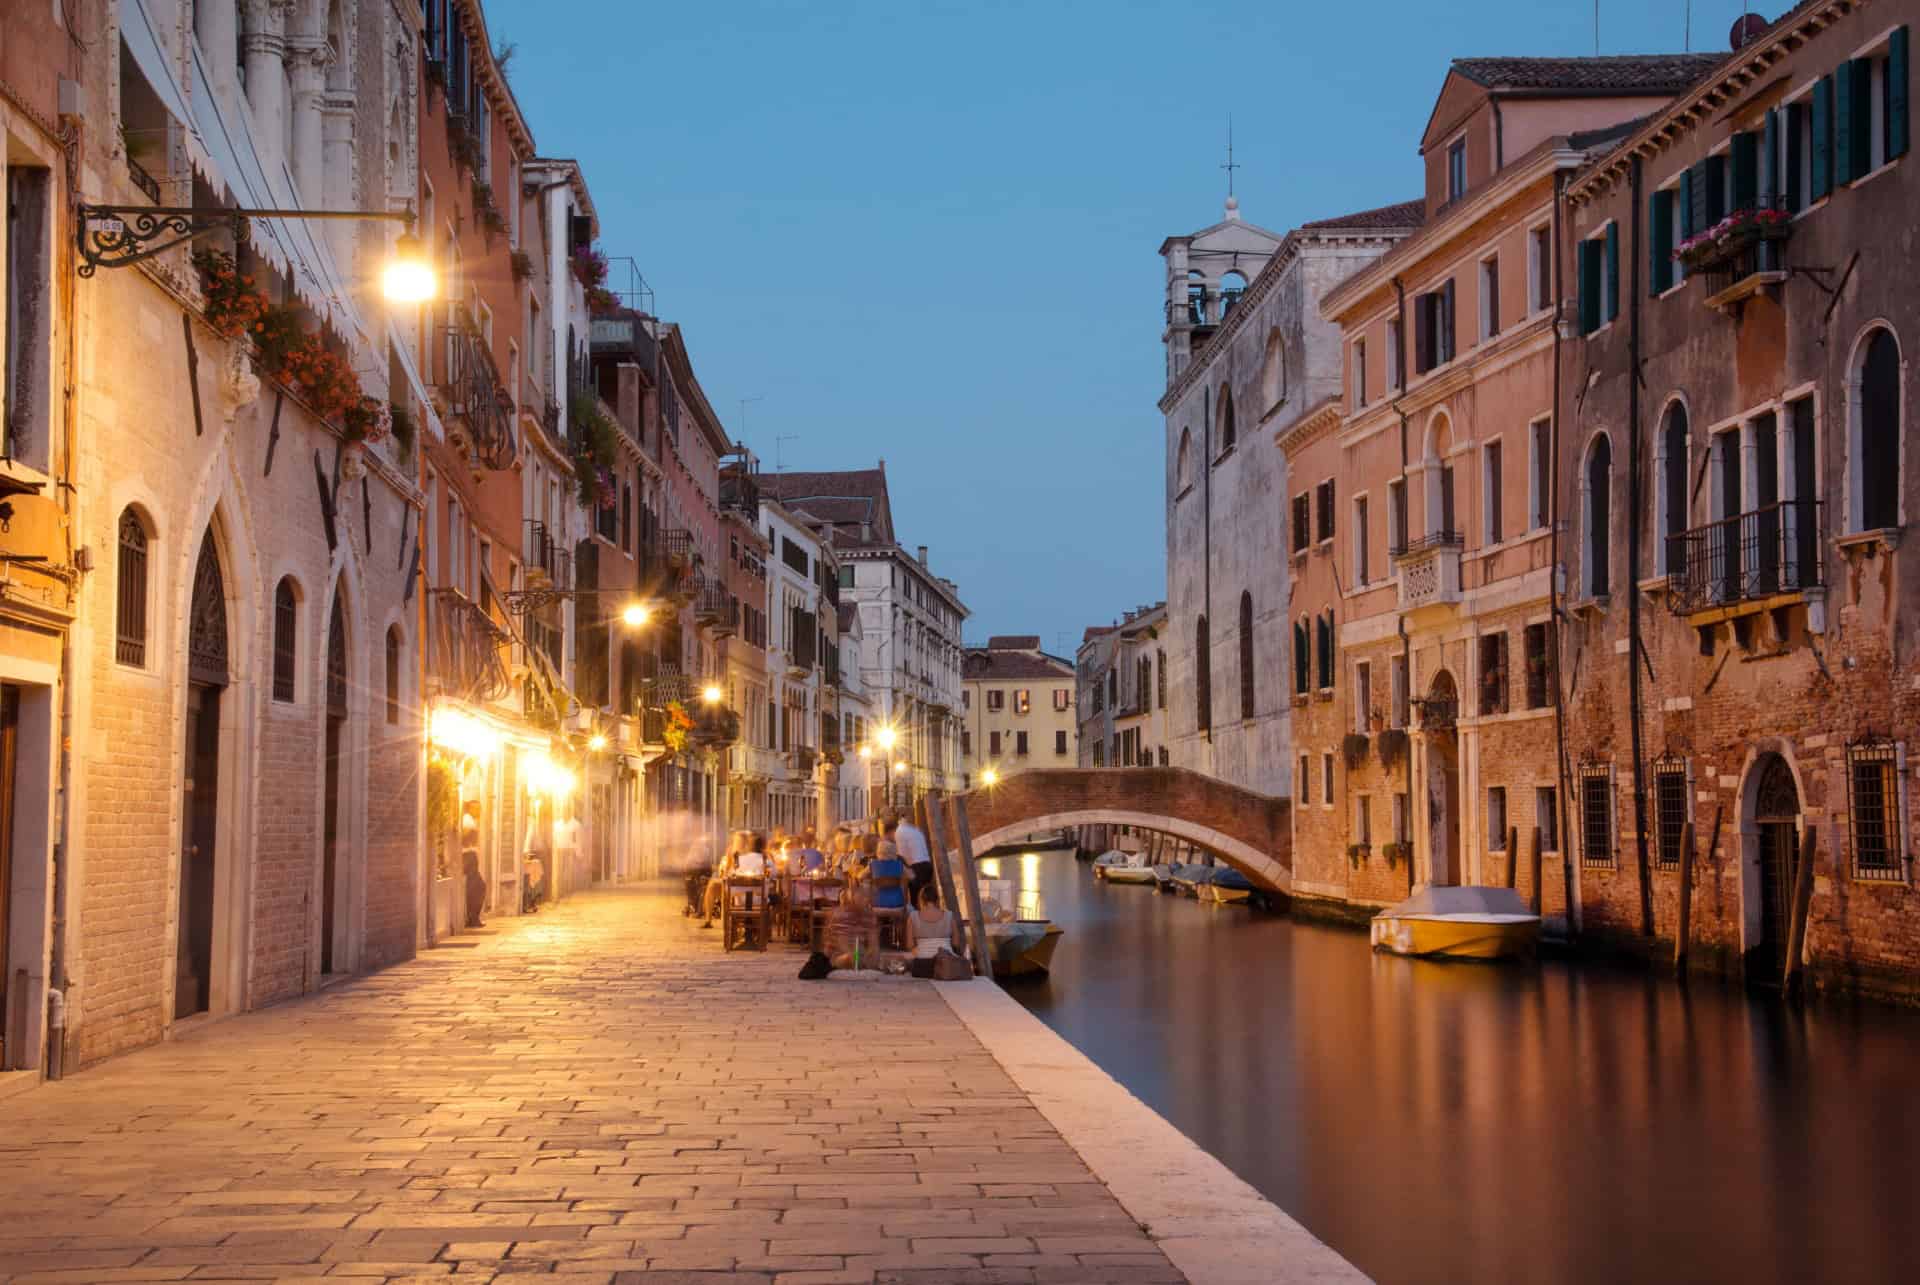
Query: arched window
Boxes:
[
  {"xmin": 385, "ymin": 626, "xmax": 404, "ymax": 724},
  {"xmin": 1315, "ymin": 611, "xmax": 1334, "ymax": 690},
  {"xmin": 1238, "ymin": 591, "xmax": 1255, "ymax": 720},
  {"xmin": 1424, "ymin": 413, "xmax": 1456, "ymax": 538},
  {"xmin": 1221, "ymin": 270, "xmax": 1247, "ymax": 317},
  {"xmin": 1187, "ymin": 270, "xmax": 1206, "ymax": 324},
  {"xmin": 1293, "ymin": 618, "xmax": 1309, "ymax": 694},
  {"xmin": 1195, "ymin": 614, "xmax": 1211, "ymax": 734},
  {"xmin": 1218, "ymin": 384, "xmax": 1236, "ymax": 451},
  {"xmin": 1176, "ymin": 427, "xmax": 1192, "ymax": 492},
  {"xmin": 1261, "ymin": 328, "xmax": 1286, "ymax": 409},
  {"xmin": 1659, "ymin": 402, "xmax": 1689, "ymax": 576},
  {"xmin": 1585, "ymin": 435, "xmax": 1613, "ymax": 597},
  {"xmin": 115, "ymin": 507, "xmax": 150, "ymax": 667},
  {"xmin": 1156, "ymin": 648, "xmax": 1166, "ymax": 708},
  {"xmin": 272, "ymin": 577, "xmax": 299, "ymax": 702},
  {"xmin": 1856, "ymin": 327, "xmax": 1901, "ymax": 531}
]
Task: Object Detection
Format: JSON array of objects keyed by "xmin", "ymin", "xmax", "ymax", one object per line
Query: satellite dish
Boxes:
[{"xmin": 1730, "ymin": 13, "xmax": 1770, "ymax": 51}]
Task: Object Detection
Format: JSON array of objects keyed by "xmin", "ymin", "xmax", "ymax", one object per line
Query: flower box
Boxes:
[{"xmin": 1674, "ymin": 207, "xmax": 1792, "ymax": 271}]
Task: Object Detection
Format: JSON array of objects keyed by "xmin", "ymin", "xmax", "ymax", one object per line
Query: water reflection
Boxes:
[{"xmin": 994, "ymin": 850, "xmax": 1920, "ymax": 1285}]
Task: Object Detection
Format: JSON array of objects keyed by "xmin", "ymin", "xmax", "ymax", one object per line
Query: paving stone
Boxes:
[{"xmin": 0, "ymin": 889, "xmax": 1185, "ymax": 1285}]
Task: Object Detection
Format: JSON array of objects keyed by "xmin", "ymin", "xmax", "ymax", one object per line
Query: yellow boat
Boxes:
[{"xmin": 1370, "ymin": 886, "xmax": 1540, "ymax": 960}]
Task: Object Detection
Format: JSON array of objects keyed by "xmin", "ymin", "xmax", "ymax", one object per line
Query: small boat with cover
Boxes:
[{"xmin": 1370, "ymin": 885, "xmax": 1540, "ymax": 960}]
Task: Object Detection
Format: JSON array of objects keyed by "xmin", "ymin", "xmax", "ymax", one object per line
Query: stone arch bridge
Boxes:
[{"xmin": 944, "ymin": 768, "xmax": 1292, "ymax": 892}]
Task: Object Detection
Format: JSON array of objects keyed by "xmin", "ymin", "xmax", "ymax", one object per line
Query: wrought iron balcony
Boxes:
[
  {"xmin": 523, "ymin": 520, "xmax": 570, "ymax": 589},
  {"xmin": 427, "ymin": 588, "xmax": 511, "ymax": 705},
  {"xmin": 1667, "ymin": 499, "xmax": 1823, "ymax": 615},
  {"xmin": 694, "ymin": 576, "xmax": 737, "ymax": 636},
  {"xmin": 437, "ymin": 304, "xmax": 516, "ymax": 470},
  {"xmin": 1394, "ymin": 530, "xmax": 1464, "ymax": 611}
]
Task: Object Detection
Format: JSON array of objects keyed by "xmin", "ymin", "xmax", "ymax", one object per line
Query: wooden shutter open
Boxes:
[
  {"xmin": 1604, "ymin": 223, "xmax": 1619, "ymax": 323},
  {"xmin": 1730, "ymin": 131, "xmax": 1759, "ymax": 209},
  {"xmin": 1812, "ymin": 75, "xmax": 1834, "ymax": 198},
  {"xmin": 1891, "ymin": 27, "xmax": 1911, "ymax": 160},
  {"xmin": 1649, "ymin": 191, "xmax": 1673, "ymax": 295}
]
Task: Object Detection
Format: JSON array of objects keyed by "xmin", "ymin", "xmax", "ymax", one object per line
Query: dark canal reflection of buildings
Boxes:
[{"xmin": 982, "ymin": 851, "xmax": 1920, "ymax": 1285}]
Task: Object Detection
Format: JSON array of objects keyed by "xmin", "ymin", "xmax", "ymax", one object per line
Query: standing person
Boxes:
[
  {"xmin": 460, "ymin": 800, "xmax": 486, "ymax": 927},
  {"xmin": 889, "ymin": 811, "xmax": 934, "ymax": 904},
  {"xmin": 554, "ymin": 801, "xmax": 584, "ymax": 889}
]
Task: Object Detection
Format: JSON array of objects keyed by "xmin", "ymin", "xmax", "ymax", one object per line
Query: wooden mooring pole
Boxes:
[
  {"xmin": 1528, "ymin": 826, "xmax": 1543, "ymax": 914},
  {"xmin": 1676, "ymin": 805, "xmax": 1719, "ymax": 974},
  {"xmin": 918, "ymin": 793, "xmax": 969, "ymax": 961},
  {"xmin": 1782, "ymin": 824, "xmax": 1817, "ymax": 993},
  {"xmin": 944, "ymin": 796, "xmax": 994, "ymax": 979},
  {"xmin": 1506, "ymin": 826, "xmax": 1519, "ymax": 889}
]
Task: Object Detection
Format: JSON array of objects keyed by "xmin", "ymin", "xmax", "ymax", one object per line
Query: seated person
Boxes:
[
  {"xmin": 701, "ymin": 831, "xmax": 746, "ymax": 927},
  {"xmin": 867, "ymin": 838, "xmax": 909, "ymax": 913},
  {"xmin": 825, "ymin": 884, "xmax": 879, "ymax": 970},
  {"xmin": 796, "ymin": 828, "xmax": 826, "ymax": 870},
  {"xmin": 906, "ymin": 884, "xmax": 961, "ymax": 976},
  {"xmin": 734, "ymin": 831, "xmax": 769, "ymax": 877},
  {"xmin": 521, "ymin": 854, "xmax": 547, "ymax": 912}
]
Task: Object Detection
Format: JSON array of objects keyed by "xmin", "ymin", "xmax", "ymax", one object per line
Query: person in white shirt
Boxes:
[{"xmin": 887, "ymin": 812, "xmax": 933, "ymax": 902}]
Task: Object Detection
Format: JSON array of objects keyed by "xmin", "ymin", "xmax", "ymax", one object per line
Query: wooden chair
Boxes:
[
  {"xmin": 791, "ymin": 873, "xmax": 845, "ymax": 947},
  {"xmin": 722, "ymin": 874, "xmax": 770, "ymax": 952}
]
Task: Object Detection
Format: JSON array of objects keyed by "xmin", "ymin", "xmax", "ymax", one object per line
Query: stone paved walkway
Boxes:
[{"xmin": 0, "ymin": 887, "xmax": 1185, "ymax": 1285}]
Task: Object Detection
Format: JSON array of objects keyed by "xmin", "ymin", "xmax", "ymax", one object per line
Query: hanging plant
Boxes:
[
  {"xmin": 389, "ymin": 399, "xmax": 416, "ymax": 458},
  {"xmin": 570, "ymin": 244, "xmax": 609, "ymax": 288},
  {"xmin": 510, "ymin": 249, "xmax": 534, "ymax": 281},
  {"xmin": 192, "ymin": 249, "xmax": 269, "ymax": 340},
  {"xmin": 662, "ymin": 700, "xmax": 694, "ymax": 755},
  {"xmin": 1376, "ymin": 727, "xmax": 1409, "ymax": 769},
  {"xmin": 568, "ymin": 390, "xmax": 619, "ymax": 505},
  {"xmin": 341, "ymin": 396, "xmax": 392, "ymax": 445},
  {"xmin": 1346, "ymin": 843, "xmax": 1370, "ymax": 868},
  {"xmin": 1342, "ymin": 732, "xmax": 1370, "ymax": 769},
  {"xmin": 1381, "ymin": 841, "xmax": 1408, "ymax": 869},
  {"xmin": 586, "ymin": 284, "xmax": 620, "ymax": 313}
]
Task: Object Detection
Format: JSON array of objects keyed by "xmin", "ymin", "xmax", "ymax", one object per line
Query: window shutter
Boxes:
[
  {"xmin": 1649, "ymin": 191, "xmax": 1673, "ymax": 295},
  {"xmin": 1578, "ymin": 241, "xmax": 1600, "ymax": 335},
  {"xmin": 1730, "ymin": 131, "xmax": 1759, "ymax": 209},
  {"xmin": 1812, "ymin": 75, "xmax": 1834, "ymax": 198},
  {"xmin": 1836, "ymin": 60, "xmax": 1861, "ymax": 182},
  {"xmin": 1892, "ymin": 27, "xmax": 1911, "ymax": 161},
  {"xmin": 1603, "ymin": 224, "xmax": 1619, "ymax": 323},
  {"xmin": 1761, "ymin": 110, "xmax": 1780, "ymax": 210},
  {"xmin": 1785, "ymin": 103, "xmax": 1806, "ymax": 211},
  {"xmin": 1704, "ymin": 154, "xmax": 1727, "ymax": 224},
  {"xmin": 1686, "ymin": 160, "xmax": 1708, "ymax": 234},
  {"xmin": 1440, "ymin": 279, "xmax": 1456, "ymax": 362},
  {"xmin": 1413, "ymin": 293, "xmax": 1432, "ymax": 373}
]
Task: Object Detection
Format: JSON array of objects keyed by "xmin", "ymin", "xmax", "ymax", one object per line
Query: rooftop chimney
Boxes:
[{"xmin": 917, "ymin": 545, "xmax": 929, "ymax": 566}]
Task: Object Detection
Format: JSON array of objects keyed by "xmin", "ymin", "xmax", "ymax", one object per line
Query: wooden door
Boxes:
[{"xmin": 175, "ymin": 684, "xmax": 220, "ymax": 1018}]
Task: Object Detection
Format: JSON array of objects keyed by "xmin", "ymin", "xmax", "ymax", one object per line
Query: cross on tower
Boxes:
[{"xmin": 1220, "ymin": 120, "xmax": 1240, "ymax": 197}]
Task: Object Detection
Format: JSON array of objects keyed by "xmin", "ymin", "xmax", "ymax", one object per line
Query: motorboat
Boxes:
[
  {"xmin": 1169, "ymin": 863, "xmax": 1216, "ymax": 898},
  {"xmin": 1152, "ymin": 864, "xmax": 1180, "ymax": 893},
  {"xmin": 1198, "ymin": 866, "xmax": 1256, "ymax": 904},
  {"xmin": 986, "ymin": 919, "xmax": 1065, "ymax": 978},
  {"xmin": 1103, "ymin": 857, "xmax": 1158, "ymax": 885},
  {"xmin": 1090, "ymin": 849, "xmax": 1131, "ymax": 875},
  {"xmin": 1370, "ymin": 886, "xmax": 1541, "ymax": 960}
]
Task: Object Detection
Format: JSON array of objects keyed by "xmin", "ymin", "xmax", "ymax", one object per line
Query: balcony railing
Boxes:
[
  {"xmin": 1668, "ymin": 499, "xmax": 1823, "ymax": 614},
  {"xmin": 523, "ymin": 520, "xmax": 570, "ymax": 589},
  {"xmin": 694, "ymin": 576, "xmax": 737, "ymax": 636},
  {"xmin": 437, "ymin": 304, "xmax": 516, "ymax": 470},
  {"xmin": 427, "ymin": 588, "xmax": 512, "ymax": 705},
  {"xmin": 1394, "ymin": 530, "xmax": 1464, "ymax": 611}
]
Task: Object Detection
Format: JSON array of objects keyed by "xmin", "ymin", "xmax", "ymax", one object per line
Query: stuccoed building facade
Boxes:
[
  {"xmin": 3, "ymin": 0, "xmax": 429, "ymax": 1070},
  {"xmin": 960, "ymin": 636, "xmax": 1076, "ymax": 782},
  {"xmin": 1160, "ymin": 195, "xmax": 1421, "ymax": 796},
  {"xmin": 1559, "ymin": 0, "xmax": 1920, "ymax": 998}
]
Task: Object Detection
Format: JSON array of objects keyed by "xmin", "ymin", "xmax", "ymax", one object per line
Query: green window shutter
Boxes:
[
  {"xmin": 1891, "ymin": 27, "xmax": 1911, "ymax": 160},
  {"xmin": 1686, "ymin": 160, "xmax": 1708, "ymax": 232},
  {"xmin": 1579, "ymin": 240, "xmax": 1601, "ymax": 335},
  {"xmin": 1836, "ymin": 60, "xmax": 1863, "ymax": 182},
  {"xmin": 1730, "ymin": 132, "xmax": 1759, "ymax": 209},
  {"xmin": 1649, "ymin": 191, "xmax": 1673, "ymax": 295},
  {"xmin": 1785, "ymin": 102, "xmax": 1806, "ymax": 210},
  {"xmin": 1761, "ymin": 110, "xmax": 1780, "ymax": 209},
  {"xmin": 1812, "ymin": 75, "xmax": 1834, "ymax": 198},
  {"xmin": 1604, "ymin": 222, "xmax": 1619, "ymax": 323},
  {"xmin": 1705, "ymin": 155, "xmax": 1728, "ymax": 223}
]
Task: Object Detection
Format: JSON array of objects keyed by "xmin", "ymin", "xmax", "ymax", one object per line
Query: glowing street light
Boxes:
[
  {"xmin": 875, "ymin": 725, "xmax": 898, "ymax": 750},
  {"xmin": 893, "ymin": 760, "xmax": 908, "ymax": 775},
  {"xmin": 620, "ymin": 602, "xmax": 651, "ymax": 628},
  {"xmin": 981, "ymin": 767, "xmax": 999, "ymax": 787},
  {"xmin": 379, "ymin": 231, "xmax": 437, "ymax": 303},
  {"xmin": 702, "ymin": 684, "xmax": 724, "ymax": 705},
  {"xmin": 859, "ymin": 745, "xmax": 873, "ymax": 759},
  {"xmin": 587, "ymin": 733, "xmax": 609, "ymax": 753}
]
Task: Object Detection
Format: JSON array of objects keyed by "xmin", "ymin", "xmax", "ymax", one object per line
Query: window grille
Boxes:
[
  {"xmin": 273, "ymin": 579, "xmax": 298, "ymax": 702},
  {"xmin": 1847, "ymin": 737, "xmax": 1905, "ymax": 880},
  {"xmin": 1580, "ymin": 763, "xmax": 1614, "ymax": 867},
  {"xmin": 1653, "ymin": 753, "xmax": 1688, "ymax": 867},
  {"xmin": 116, "ymin": 509, "xmax": 149, "ymax": 667}
]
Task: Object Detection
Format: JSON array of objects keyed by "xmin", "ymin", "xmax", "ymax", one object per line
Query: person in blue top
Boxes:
[
  {"xmin": 795, "ymin": 827, "xmax": 827, "ymax": 871},
  {"xmin": 868, "ymin": 838, "xmax": 910, "ymax": 912}
]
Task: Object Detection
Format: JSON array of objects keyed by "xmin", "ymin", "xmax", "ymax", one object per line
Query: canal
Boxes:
[{"xmin": 980, "ymin": 849, "xmax": 1920, "ymax": 1285}]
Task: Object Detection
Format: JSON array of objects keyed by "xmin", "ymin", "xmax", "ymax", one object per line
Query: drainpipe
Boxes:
[
  {"xmin": 1391, "ymin": 276, "xmax": 1416, "ymax": 878},
  {"xmin": 1550, "ymin": 167, "xmax": 1577, "ymax": 937},
  {"xmin": 1626, "ymin": 156, "xmax": 1653, "ymax": 938}
]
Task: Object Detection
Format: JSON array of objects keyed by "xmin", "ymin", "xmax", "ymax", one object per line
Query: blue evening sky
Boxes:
[{"xmin": 490, "ymin": 0, "xmax": 1753, "ymax": 654}]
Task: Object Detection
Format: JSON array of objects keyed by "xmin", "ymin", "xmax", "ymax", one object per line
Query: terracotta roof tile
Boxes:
[
  {"xmin": 1450, "ymin": 54, "xmax": 1723, "ymax": 94},
  {"xmin": 1302, "ymin": 199, "xmax": 1426, "ymax": 231},
  {"xmin": 986, "ymin": 635, "xmax": 1042, "ymax": 650}
]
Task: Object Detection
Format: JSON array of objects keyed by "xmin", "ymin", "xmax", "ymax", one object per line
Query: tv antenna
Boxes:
[
  {"xmin": 736, "ymin": 394, "xmax": 764, "ymax": 438},
  {"xmin": 775, "ymin": 435, "xmax": 800, "ymax": 471}
]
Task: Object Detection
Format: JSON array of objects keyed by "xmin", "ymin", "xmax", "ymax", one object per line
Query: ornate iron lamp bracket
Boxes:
[{"xmin": 76, "ymin": 205, "xmax": 252, "ymax": 277}]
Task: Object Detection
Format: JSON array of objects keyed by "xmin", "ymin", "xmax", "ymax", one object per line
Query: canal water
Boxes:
[{"xmin": 980, "ymin": 849, "xmax": 1920, "ymax": 1285}]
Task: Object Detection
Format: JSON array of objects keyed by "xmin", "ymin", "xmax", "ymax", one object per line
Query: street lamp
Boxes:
[
  {"xmin": 620, "ymin": 602, "xmax": 651, "ymax": 628},
  {"xmin": 587, "ymin": 733, "xmax": 609, "ymax": 753},
  {"xmin": 702, "ymin": 684, "xmax": 724, "ymax": 705},
  {"xmin": 76, "ymin": 204, "xmax": 433, "ymax": 300},
  {"xmin": 981, "ymin": 767, "xmax": 998, "ymax": 787},
  {"xmin": 875, "ymin": 725, "xmax": 897, "ymax": 751}
]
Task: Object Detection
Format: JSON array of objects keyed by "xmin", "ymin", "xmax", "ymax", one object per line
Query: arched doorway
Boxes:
[
  {"xmin": 1746, "ymin": 752, "xmax": 1800, "ymax": 982},
  {"xmin": 176, "ymin": 530, "xmax": 229, "ymax": 1020},
  {"xmin": 1419, "ymin": 670, "xmax": 1461, "ymax": 887},
  {"xmin": 322, "ymin": 593, "xmax": 348, "ymax": 976}
]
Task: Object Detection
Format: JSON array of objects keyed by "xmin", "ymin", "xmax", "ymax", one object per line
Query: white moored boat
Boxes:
[{"xmin": 1370, "ymin": 886, "xmax": 1541, "ymax": 960}]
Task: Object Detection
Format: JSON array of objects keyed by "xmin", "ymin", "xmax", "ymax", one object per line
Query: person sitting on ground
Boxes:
[
  {"xmin": 906, "ymin": 884, "xmax": 961, "ymax": 977},
  {"xmin": 825, "ymin": 882, "xmax": 879, "ymax": 970}
]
